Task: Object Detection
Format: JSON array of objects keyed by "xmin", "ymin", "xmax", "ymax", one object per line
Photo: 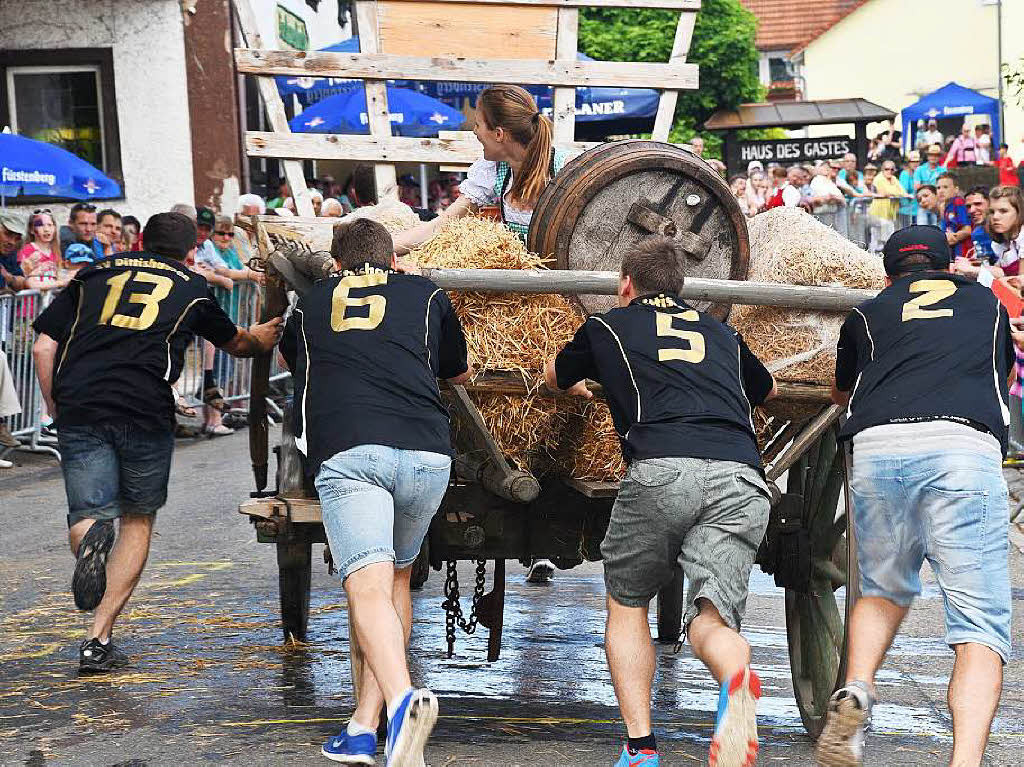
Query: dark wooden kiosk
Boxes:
[{"xmin": 705, "ymin": 98, "xmax": 897, "ymax": 174}]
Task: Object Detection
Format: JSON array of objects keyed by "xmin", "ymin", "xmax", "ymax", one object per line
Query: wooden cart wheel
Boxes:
[
  {"xmin": 655, "ymin": 568, "xmax": 685, "ymax": 644},
  {"xmin": 277, "ymin": 540, "xmax": 312, "ymax": 643},
  {"xmin": 783, "ymin": 425, "xmax": 859, "ymax": 738},
  {"xmin": 528, "ymin": 140, "xmax": 749, "ymax": 318}
]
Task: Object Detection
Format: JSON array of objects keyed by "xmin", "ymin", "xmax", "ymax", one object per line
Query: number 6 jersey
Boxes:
[
  {"xmin": 279, "ymin": 267, "xmax": 469, "ymax": 476},
  {"xmin": 554, "ymin": 293, "xmax": 774, "ymax": 468},
  {"xmin": 835, "ymin": 272, "xmax": 1015, "ymax": 453},
  {"xmin": 33, "ymin": 253, "xmax": 239, "ymax": 432}
]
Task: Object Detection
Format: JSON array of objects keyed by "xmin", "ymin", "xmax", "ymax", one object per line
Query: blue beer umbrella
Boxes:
[
  {"xmin": 0, "ymin": 132, "xmax": 121, "ymax": 200},
  {"xmin": 289, "ymin": 86, "xmax": 466, "ymax": 137}
]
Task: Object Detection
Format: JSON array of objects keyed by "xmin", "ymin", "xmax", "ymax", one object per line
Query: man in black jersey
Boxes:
[
  {"xmin": 278, "ymin": 218, "xmax": 469, "ymax": 766},
  {"xmin": 544, "ymin": 237, "xmax": 777, "ymax": 767},
  {"xmin": 31, "ymin": 212, "xmax": 282, "ymax": 673},
  {"xmin": 817, "ymin": 226, "xmax": 1014, "ymax": 767}
]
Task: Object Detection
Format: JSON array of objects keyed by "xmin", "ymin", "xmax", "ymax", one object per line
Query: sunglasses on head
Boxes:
[{"xmin": 33, "ymin": 208, "xmax": 52, "ymax": 214}]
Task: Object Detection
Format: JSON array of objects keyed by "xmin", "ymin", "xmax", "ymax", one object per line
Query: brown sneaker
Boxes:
[
  {"xmin": 0, "ymin": 422, "xmax": 18, "ymax": 448},
  {"xmin": 815, "ymin": 686, "xmax": 871, "ymax": 766}
]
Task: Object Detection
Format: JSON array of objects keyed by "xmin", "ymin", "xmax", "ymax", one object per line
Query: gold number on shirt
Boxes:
[
  {"xmin": 99, "ymin": 271, "xmax": 175, "ymax": 331},
  {"xmin": 902, "ymin": 279, "xmax": 956, "ymax": 322},
  {"xmin": 331, "ymin": 272, "xmax": 388, "ymax": 332},
  {"xmin": 656, "ymin": 310, "xmax": 705, "ymax": 363}
]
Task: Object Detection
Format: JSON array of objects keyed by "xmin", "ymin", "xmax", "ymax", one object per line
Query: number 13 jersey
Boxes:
[
  {"xmin": 554, "ymin": 293, "xmax": 774, "ymax": 468},
  {"xmin": 835, "ymin": 272, "xmax": 1015, "ymax": 453},
  {"xmin": 279, "ymin": 268, "xmax": 469, "ymax": 476},
  {"xmin": 32, "ymin": 253, "xmax": 239, "ymax": 432}
]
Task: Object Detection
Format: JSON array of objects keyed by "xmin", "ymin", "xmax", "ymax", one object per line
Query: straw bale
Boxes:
[
  {"xmin": 732, "ymin": 208, "xmax": 884, "ymax": 402},
  {"xmin": 410, "ymin": 217, "xmax": 625, "ymax": 480},
  {"xmin": 343, "ymin": 197, "xmax": 421, "ymax": 235}
]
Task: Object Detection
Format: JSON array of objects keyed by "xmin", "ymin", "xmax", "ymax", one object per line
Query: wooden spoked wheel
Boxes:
[
  {"xmin": 528, "ymin": 140, "xmax": 750, "ymax": 318},
  {"xmin": 783, "ymin": 423, "xmax": 859, "ymax": 738}
]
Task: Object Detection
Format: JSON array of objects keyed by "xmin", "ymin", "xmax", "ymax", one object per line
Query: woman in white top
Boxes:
[{"xmin": 393, "ymin": 85, "xmax": 566, "ymax": 254}]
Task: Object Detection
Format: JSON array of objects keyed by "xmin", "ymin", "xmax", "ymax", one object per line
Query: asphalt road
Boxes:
[{"xmin": 1, "ymin": 429, "xmax": 1022, "ymax": 766}]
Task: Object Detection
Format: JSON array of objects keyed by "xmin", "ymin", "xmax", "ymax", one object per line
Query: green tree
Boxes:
[{"xmin": 579, "ymin": 0, "xmax": 763, "ymax": 154}]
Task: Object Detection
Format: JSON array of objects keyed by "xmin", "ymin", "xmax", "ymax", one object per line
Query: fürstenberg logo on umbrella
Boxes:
[{"xmin": 2, "ymin": 167, "xmax": 58, "ymax": 186}]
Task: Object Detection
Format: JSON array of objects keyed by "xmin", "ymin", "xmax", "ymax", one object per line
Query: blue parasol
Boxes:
[
  {"xmin": 0, "ymin": 132, "xmax": 121, "ymax": 200},
  {"xmin": 289, "ymin": 86, "xmax": 466, "ymax": 137}
]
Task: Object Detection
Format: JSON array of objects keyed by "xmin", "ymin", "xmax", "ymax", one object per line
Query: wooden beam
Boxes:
[
  {"xmin": 381, "ymin": 0, "xmax": 701, "ymax": 7},
  {"xmin": 651, "ymin": 10, "xmax": 698, "ymax": 142},
  {"xmin": 552, "ymin": 8, "xmax": 579, "ymax": 146},
  {"xmin": 234, "ymin": 49, "xmax": 699, "ymax": 91},
  {"xmin": 246, "ymin": 131, "xmax": 601, "ymax": 164},
  {"xmin": 353, "ymin": 0, "xmax": 398, "ymax": 200},
  {"xmin": 231, "ymin": 0, "xmax": 314, "ymax": 217}
]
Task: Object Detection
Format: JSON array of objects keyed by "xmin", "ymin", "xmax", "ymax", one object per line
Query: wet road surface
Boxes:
[{"xmin": 1, "ymin": 429, "xmax": 1022, "ymax": 765}]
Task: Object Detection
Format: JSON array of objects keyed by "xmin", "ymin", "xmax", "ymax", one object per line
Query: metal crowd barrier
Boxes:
[
  {"xmin": 178, "ymin": 280, "xmax": 287, "ymax": 420},
  {"xmin": 0, "ymin": 289, "xmax": 60, "ymax": 459},
  {"xmin": 809, "ymin": 196, "xmax": 915, "ymax": 252}
]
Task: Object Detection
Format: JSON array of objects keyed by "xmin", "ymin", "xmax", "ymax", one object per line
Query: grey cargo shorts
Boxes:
[{"xmin": 600, "ymin": 457, "xmax": 771, "ymax": 633}]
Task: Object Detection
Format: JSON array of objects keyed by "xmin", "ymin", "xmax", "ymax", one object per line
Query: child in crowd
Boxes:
[{"xmin": 18, "ymin": 210, "xmax": 66, "ymax": 292}]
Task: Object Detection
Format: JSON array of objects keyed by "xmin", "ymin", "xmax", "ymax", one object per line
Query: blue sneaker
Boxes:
[
  {"xmin": 385, "ymin": 688, "xmax": 438, "ymax": 767},
  {"xmin": 614, "ymin": 745, "xmax": 660, "ymax": 766},
  {"xmin": 321, "ymin": 731, "xmax": 377, "ymax": 764}
]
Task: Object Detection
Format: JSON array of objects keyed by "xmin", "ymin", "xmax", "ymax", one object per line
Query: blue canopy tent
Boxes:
[
  {"xmin": 0, "ymin": 132, "xmax": 121, "ymax": 201},
  {"xmin": 277, "ymin": 40, "xmax": 658, "ymax": 138},
  {"xmin": 902, "ymin": 82, "xmax": 1000, "ymax": 151}
]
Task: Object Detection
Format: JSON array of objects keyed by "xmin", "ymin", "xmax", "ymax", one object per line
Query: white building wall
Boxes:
[
  {"xmin": 799, "ymin": 0, "xmax": 1023, "ymax": 151},
  {"xmin": 0, "ymin": 0, "xmax": 194, "ymax": 220}
]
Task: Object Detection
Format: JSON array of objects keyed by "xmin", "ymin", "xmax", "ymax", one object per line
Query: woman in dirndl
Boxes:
[
  {"xmin": 393, "ymin": 84, "xmax": 567, "ymax": 254},
  {"xmin": 393, "ymin": 85, "xmax": 565, "ymax": 585}
]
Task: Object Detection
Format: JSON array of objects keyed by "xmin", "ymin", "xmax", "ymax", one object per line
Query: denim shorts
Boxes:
[
  {"xmin": 58, "ymin": 422, "xmax": 175, "ymax": 527},
  {"xmin": 315, "ymin": 444, "xmax": 451, "ymax": 580},
  {"xmin": 851, "ymin": 447, "xmax": 1012, "ymax": 663},
  {"xmin": 600, "ymin": 457, "xmax": 771, "ymax": 633}
]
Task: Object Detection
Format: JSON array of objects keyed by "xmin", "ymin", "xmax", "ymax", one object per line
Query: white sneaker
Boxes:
[
  {"xmin": 0, "ymin": 458, "xmax": 12, "ymax": 469},
  {"xmin": 526, "ymin": 558, "xmax": 555, "ymax": 584},
  {"xmin": 204, "ymin": 424, "xmax": 234, "ymax": 437}
]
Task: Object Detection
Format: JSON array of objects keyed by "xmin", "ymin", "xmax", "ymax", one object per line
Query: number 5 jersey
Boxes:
[
  {"xmin": 835, "ymin": 272, "xmax": 1015, "ymax": 453},
  {"xmin": 553, "ymin": 293, "xmax": 775, "ymax": 468},
  {"xmin": 33, "ymin": 253, "xmax": 239, "ymax": 432},
  {"xmin": 279, "ymin": 267, "xmax": 469, "ymax": 476}
]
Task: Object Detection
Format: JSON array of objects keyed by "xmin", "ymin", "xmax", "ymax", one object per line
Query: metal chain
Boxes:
[{"xmin": 441, "ymin": 559, "xmax": 488, "ymax": 658}]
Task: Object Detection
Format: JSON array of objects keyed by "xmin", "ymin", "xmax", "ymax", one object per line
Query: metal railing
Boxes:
[
  {"xmin": 808, "ymin": 196, "xmax": 916, "ymax": 252},
  {"xmin": 0, "ymin": 289, "xmax": 60, "ymax": 458}
]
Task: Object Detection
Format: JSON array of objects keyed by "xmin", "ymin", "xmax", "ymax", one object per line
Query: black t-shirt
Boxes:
[
  {"xmin": 836, "ymin": 271, "xmax": 1014, "ymax": 453},
  {"xmin": 33, "ymin": 253, "xmax": 238, "ymax": 432},
  {"xmin": 554, "ymin": 293, "xmax": 774, "ymax": 468},
  {"xmin": 279, "ymin": 268, "xmax": 468, "ymax": 476}
]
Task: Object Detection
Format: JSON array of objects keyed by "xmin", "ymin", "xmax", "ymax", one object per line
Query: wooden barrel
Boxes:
[{"xmin": 529, "ymin": 140, "xmax": 750, "ymax": 318}]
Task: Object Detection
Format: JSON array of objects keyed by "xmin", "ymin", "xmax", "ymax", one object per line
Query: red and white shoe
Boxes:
[{"xmin": 710, "ymin": 666, "xmax": 761, "ymax": 767}]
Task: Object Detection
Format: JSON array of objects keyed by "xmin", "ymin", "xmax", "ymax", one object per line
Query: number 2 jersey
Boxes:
[
  {"xmin": 32, "ymin": 253, "xmax": 239, "ymax": 432},
  {"xmin": 554, "ymin": 293, "xmax": 774, "ymax": 468},
  {"xmin": 835, "ymin": 272, "xmax": 1014, "ymax": 453},
  {"xmin": 278, "ymin": 268, "xmax": 469, "ymax": 476}
]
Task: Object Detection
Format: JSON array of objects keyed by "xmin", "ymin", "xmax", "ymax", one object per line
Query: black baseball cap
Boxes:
[
  {"xmin": 196, "ymin": 206, "xmax": 215, "ymax": 229},
  {"xmin": 882, "ymin": 225, "xmax": 951, "ymax": 276}
]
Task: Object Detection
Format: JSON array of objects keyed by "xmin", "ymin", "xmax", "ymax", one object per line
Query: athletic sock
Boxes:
[
  {"xmin": 627, "ymin": 734, "xmax": 656, "ymax": 753},
  {"xmin": 347, "ymin": 718, "xmax": 377, "ymax": 738},
  {"xmin": 203, "ymin": 370, "xmax": 216, "ymax": 390},
  {"xmin": 387, "ymin": 687, "xmax": 414, "ymax": 721}
]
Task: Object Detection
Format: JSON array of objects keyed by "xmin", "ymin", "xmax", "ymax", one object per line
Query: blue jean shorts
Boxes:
[
  {"xmin": 58, "ymin": 422, "xmax": 175, "ymax": 528},
  {"xmin": 314, "ymin": 444, "xmax": 451, "ymax": 580},
  {"xmin": 851, "ymin": 449, "xmax": 1012, "ymax": 662}
]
